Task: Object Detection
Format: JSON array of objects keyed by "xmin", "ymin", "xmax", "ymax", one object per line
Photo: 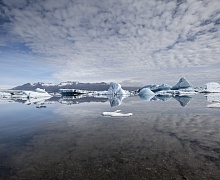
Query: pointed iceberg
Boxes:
[{"xmin": 171, "ymin": 77, "xmax": 193, "ymax": 90}]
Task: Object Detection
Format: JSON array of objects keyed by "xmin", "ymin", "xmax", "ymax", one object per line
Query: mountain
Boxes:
[{"xmin": 12, "ymin": 81, "xmax": 139, "ymax": 92}]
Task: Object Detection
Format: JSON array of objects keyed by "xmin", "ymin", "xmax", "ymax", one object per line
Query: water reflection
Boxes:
[
  {"xmin": 0, "ymin": 94, "xmax": 219, "ymax": 179},
  {"xmin": 0, "ymin": 94, "xmax": 193, "ymax": 108},
  {"xmin": 1, "ymin": 92, "xmax": 220, "ymax": 109}
]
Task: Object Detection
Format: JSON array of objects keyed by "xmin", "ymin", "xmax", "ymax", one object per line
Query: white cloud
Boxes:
[{"xmin": 0, "ymin": 0, "xmax": 220, "ymax": 85}]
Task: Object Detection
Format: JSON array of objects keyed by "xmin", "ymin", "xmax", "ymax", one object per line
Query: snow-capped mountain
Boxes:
[{"xmin": 12, "ymin": 81, "xmax": 138, "ymax": 93}]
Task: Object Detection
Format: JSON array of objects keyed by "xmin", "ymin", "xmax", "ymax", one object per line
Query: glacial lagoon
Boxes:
[{"xmin": 0, "ymin": 94, "xmax": 220, "ymax": 179}]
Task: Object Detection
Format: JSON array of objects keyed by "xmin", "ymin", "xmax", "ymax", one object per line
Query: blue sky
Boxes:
[{"xmin": 0, "ymin": 0, "xmax": 219, "ymax": 88}]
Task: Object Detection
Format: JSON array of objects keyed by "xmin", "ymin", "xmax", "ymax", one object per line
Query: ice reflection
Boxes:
[{"xmin": 2, "ymin": 92, "xmax": 220, "ymax": 108}]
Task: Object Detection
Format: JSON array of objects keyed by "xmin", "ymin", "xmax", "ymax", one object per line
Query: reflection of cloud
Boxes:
[{"xmin": 1, "ymin": 0, "xmax": 220, "ymax": 84}]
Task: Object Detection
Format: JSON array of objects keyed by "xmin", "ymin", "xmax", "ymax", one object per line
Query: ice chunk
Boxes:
[
  {"xmin": 172, "ymin": 77, "xmax": 193, "ymax": 90},
  {"xmin": 207, "ymin": 103, "xmax": 220, "ymax": 108},
  {"xmin": 153, "ymin": 84, "xmax": 172, "ymax": 92},
  {"xmin": 102, "ymin": 110, "xmax": 133, "ymax": 117},
  {"xmin": 107, "ymin": 82, "xmax": 130, "ymax": 95},
  {"xmin": 138, "ymin": 88, "xmax": 154, "ymax": 96},
  {"xmin": 202, "ymin": 82, "xmax": 220, "ymax": 93},
  {"xmin": 23, "ymin": 89, "xmax": 52, "ymax": 98}
]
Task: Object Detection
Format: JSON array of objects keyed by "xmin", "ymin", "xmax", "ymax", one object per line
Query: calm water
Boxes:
[{"xmin": 0, "ymin": 94, "xmax": 219, "ymax": 180}]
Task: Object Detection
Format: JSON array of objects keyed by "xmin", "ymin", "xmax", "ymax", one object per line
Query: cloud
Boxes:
[{"xmin": 0, "ymin": 0, "xmax": 220, "ymax": 85}]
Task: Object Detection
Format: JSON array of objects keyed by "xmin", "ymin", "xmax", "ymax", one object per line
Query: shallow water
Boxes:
[{"xmin": 0, "ymin": 94, "xmax": 220, "ymax": 180}]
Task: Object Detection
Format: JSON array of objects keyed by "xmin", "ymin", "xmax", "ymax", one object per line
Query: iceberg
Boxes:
[
  {"xmin": 23, "ymin": 88, "xmax": 52, "ymax": 98},
  {"xmin": 138, "ymin": 88, "xmax": 154, "ymax": 96},
  {"xmin": 138, "ymin": 88, "xmax": 155, "ymax": 101},
  {"xmin": 202, "ymin": 82, "xmax": 220, "ymax": 93},
  {"xmin": 102, "ymin": 110, "xmax": 133, "ymax": 117},
  {"xmin": 152, "ymin": 84, "xmax": 172, "ymax": 92},
  {"xmin": 171, "ymin": 77, "xmax": 193, "ymax": 90},
  {"xmin": 107, "ymin": 82, "xmax": 130, "ymax": 95}
]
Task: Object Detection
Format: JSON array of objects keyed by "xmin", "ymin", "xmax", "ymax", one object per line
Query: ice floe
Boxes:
[
  {"xmin": 102, "ymin": 110, "xmax": 133, "ymax": 117},
  {"xmin": 207, "ymin": 103, "xmax": 220, "ymax": 108}
]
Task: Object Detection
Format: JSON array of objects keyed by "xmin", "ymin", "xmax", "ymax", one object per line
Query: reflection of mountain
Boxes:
[
  {"xmin": 59, "ymin": 96, "xmax": 108, "ymax": 105},
  {"xmin": 174, "ymin": 96, "xmax": 192, "ymax": 107}
]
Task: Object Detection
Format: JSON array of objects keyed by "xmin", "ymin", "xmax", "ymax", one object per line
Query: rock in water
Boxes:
[{"xmin": 172, "ymin": 77, "xmax": 192, "ymax": 90}]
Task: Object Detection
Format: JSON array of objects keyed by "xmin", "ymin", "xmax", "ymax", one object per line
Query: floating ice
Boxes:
[
  {"xmin": 107, "ymin": 82, "xmax": 130, "ymax": 95},
  {"xmin": 207, "ymin": 103, "xmax": 220, "ymax": 108},
  {"xmin": 102, "ymin": 110, "xmax": 133, "ymax": 117},
  {"xmin": 202, "ymin": 82, "xmax": 220, "ymax": 93},
  {"xmin": 23, "ymin": 88, "xmax": 52, "ymax": 98},
  {"xmin": 138, "ymin": 88, "xmax": 155, "ymax": 101},
  {"xmin": 172, "ymin": 77, "xmax": 193, "ymax": 90}
]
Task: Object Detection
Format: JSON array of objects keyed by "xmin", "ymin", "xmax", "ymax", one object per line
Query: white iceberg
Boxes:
[
  {"xmin": 23, "ymin": 88, "xmax": 52, "ymax": 98},
  {"xmin": 107, "ymin": 82, "xmax": 130, "ymax": 95},
  {"xmin": 202, "ymin": 82, "xmax": 220, "ymax": 93},
  {"xmin": 102, "ymin": 110, "xmax": 133, "ymax": 117}
]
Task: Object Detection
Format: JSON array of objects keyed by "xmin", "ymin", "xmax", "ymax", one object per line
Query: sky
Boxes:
[{"xmin": 0, "ymin": 0, "xmax": 220, "ymax": 88}]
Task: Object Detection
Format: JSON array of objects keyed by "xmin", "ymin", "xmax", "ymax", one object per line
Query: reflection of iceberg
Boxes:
[
  {"xmin": 155, "ymin": 95, "xmax": 172, "ymax": 102},
  {"xmin": 138, "ymin": 94, "xmax": 155, "ymax": 101},
  {"xmin": 102, "ymin": 110, "xmax": 133, "ymax": 117},
  {"xmin": 107, "ymin": 94, "xmax": 128, "ymax": 107},
  {"xmin": 205, "ymin": 93, "xmax": 220, "ymax": 102},
  {"xmin": 24, "ymin": 96, "xmax": 52, "ymax": 106},
  {"xmin": 174, "ymin": 96, "xmax": 192, "ymax": 107},
  {"xmin": 207, "ymin": 103, "xmax": 220, "ymax": 108}
]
